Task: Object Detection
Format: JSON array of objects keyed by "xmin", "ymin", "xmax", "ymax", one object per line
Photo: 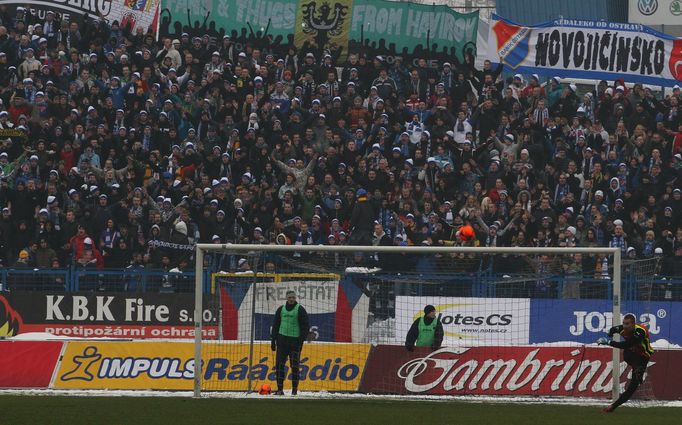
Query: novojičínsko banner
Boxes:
[
  {"xmin": 488, "ymin": 14, "xmax": 682, "ymax": 87},
  {"xmin": 160, "ymin": 0, "xmax": 478, "ymax": 63}
]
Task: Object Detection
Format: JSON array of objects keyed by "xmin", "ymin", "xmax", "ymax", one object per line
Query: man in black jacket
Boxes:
[
  {"xmin": 271, "ymin": 290, "xmax": 310, "ymax": 395},
  {"xmin": 349, "ymin": 188, "xmax": 376, "ymax": 245}
]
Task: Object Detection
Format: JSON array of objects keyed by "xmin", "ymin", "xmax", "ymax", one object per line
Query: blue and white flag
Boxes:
[{"xmin": 488, "ymin": 14, "xmax": 682, "ymax": 87}]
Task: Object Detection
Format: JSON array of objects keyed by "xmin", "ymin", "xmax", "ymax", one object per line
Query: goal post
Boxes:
[{"xmin": 193, "ymin": 244, "xmax": 624, "ymax": 399}]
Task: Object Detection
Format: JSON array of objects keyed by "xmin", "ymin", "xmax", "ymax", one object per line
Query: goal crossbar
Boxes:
[{"xmin": 193, "ymin": 244, "xmax": 622, "ymax": 399}]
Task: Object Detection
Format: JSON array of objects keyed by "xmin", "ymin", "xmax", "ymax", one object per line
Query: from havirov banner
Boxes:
[
  {"xmin": 488, "ymin": 14, "xmax": 682, "ymax": 87},
  {"xmin": 0, "ymin": 0, "xmax": 161, "ymax": 34},
  {"xmin": 161, "ymin": 0, "xmax": 478, "ymax": 63}
]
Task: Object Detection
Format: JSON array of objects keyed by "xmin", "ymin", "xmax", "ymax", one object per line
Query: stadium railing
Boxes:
[{"xmin": 1, "ymin": 265, "xmax": 681, "ymax": 301}]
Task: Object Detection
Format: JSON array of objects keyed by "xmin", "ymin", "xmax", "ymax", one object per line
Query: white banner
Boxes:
[
  {"xmin": 629, "ymin": 0, "xmax": 682, "ymax": 26},
  {"xmin": 488, "ymin": 14, "xmax": 682, "ymax": 87},
  {"xmin": 249, "ymin": 280, "xmax": 339, "ymax": 315},
  {"xmin": 395, "ymin": 297, "xmax": 530, "ymax": 345},
  {"xmin": 0, "ymin": 0, "xmax": 161, "ymax": 35}
]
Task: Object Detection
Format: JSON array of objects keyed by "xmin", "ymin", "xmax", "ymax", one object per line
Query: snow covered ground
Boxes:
[
  {"xmin": 7, "ymin": 332, "xmax": 682, "ymax": 349},
  {"xmin": 0, "ymin": 389, "xmax": 679, "ymax": 408}
]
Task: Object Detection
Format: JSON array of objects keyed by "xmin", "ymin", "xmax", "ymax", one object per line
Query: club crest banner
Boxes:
[{"xmin": 488, "ymin": 14, "xmax": 682, "ymax": 87}]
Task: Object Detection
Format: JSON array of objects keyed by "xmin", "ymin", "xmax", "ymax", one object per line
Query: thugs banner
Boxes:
[
  {"xmin": 160, "ymin": 0, "xmax": 478, "ymax": 63},
  {"xmin": 488, "ymin": 14, "xmax": 682, "ymax": 87}
]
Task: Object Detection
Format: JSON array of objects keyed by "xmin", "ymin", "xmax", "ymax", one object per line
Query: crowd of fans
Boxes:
[{"xmin": 0, "ymin": 7, "xmax": 681, "ymax": 279}]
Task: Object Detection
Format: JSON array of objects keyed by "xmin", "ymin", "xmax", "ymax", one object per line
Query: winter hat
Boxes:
[
  {"xmin": 174, "ymin": 221, "xmax": 188, "ymax": 236},
  {"xmin": 424, "ymin": 305, "xmax": 436, "ymax": 315}
]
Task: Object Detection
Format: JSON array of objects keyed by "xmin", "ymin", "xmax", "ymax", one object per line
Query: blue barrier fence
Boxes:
[
  {"xmin": 0, "ymin": 267, "xmax": 212, "ymax": 294},
  {"xmin": 1, "ymin": 266, "xmax": 682, "ymax": 301}
]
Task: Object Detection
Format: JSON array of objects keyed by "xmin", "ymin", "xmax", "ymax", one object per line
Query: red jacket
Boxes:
[{"xmin": 70, "ymin": 233, "xmax": 104, "ymax": 269}]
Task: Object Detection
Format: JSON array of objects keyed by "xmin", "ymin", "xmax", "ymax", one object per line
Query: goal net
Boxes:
[{"xmin": 192, "ymin": 244, "xmax": 663, "ymax": 400}]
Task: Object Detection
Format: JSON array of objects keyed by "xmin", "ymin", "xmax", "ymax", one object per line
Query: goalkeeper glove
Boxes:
[
  {"xmin": 271, "ymin": 340, "xmax": 276, "ymax": 352},
  {"xmin": 597, "ymin": 337, "xmax": 610, "ymax": 346}
]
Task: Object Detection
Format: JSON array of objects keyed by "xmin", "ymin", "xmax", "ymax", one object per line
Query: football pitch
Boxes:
[{"xmin": 0, "ymin": 395, "xmax": 680, "ymax": 425}]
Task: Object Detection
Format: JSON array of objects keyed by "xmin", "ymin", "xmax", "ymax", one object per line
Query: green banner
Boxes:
[
  {"xmin": 349, "ymin": 1, "xmax": 478, "ymax": 60},
  {"xmin": 160, "ymin": 0, "xmax": 478, "ymax": 62}
]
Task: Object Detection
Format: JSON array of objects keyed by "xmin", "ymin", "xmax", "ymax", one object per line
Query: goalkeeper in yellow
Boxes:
[
  {"xmin": 597, "ymin": 313, "xmax": 654, "ymax": 412},
  {"xmin": 405, "ymin": 305, "xmax": 444, "ymax": 351},
  {"xmin": 271, "ymin": 290, "xmax": 310, "ymax": 395}
]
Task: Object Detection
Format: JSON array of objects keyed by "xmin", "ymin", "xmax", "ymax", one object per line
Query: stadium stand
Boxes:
[{"xmin": 0, "ymin": 7, "xmax": 680, "ymax": 292}]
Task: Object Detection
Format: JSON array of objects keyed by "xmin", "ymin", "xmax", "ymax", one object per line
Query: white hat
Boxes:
[
  {"xmin": 613, "ymin": 219, "xmax": 623, "ymax": 227},
  {"xmin": 47, "ymin": 195, "xmax": 56, "ymax": 204},
  {"xmin": 84, "ymin": 237, "xmax": 93, "ymax": 245},
  {"xmin": 238, "ymin": 258, "xmax": 247, "ymax": 266},
  {"xmin": 212, "ymin": 234, "xmax": 220, "ymax": 241},
  {"xmin": 566, "ymin": 226, "xmax": 576, "ymax": 235}
]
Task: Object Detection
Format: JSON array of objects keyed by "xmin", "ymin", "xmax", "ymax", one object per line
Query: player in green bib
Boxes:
[
  {"xmin": 405, "ymin": 305, "xmax": 444, "ymax": 351},
  {"xmin": 271, "ymin": 290, "xmax": 310, "ymax": 395}
]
